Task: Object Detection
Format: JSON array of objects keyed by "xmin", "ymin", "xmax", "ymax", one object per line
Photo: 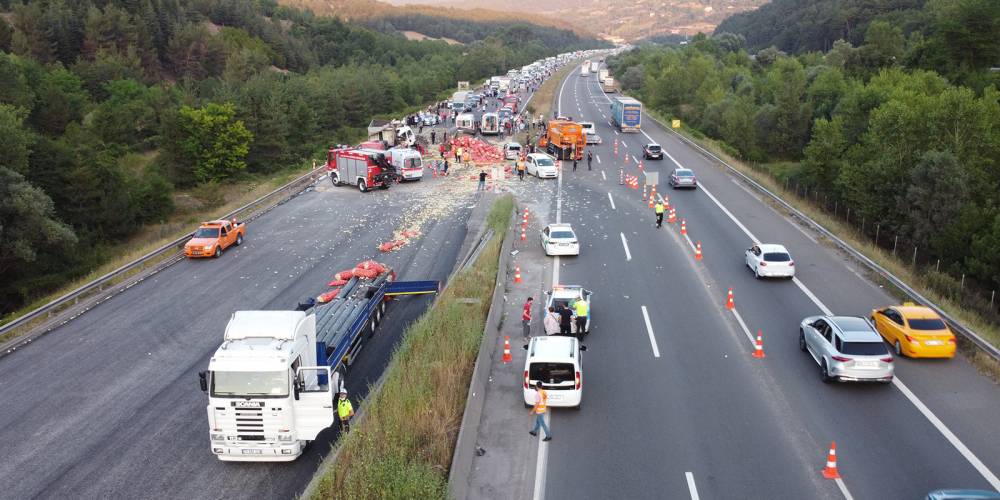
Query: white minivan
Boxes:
[{"xmin": 522, "ymin": 336, "xmax": 586, "ymax": 409}]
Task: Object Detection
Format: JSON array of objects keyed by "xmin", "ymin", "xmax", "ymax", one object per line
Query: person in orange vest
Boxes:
[{"xmin": 529, "ymin": 380, "xmax": 551, "ymax": 441}]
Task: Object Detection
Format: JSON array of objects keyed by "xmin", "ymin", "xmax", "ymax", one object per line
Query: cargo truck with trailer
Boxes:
[
  {"xmin": 590, "ymin": 60, "xmax": 599, "ymax": 73},
  {"xmin": 611, "ymin": 96, "xmax": 642, "ymax": 133},
  {"xmin": 603, "ymin": 78, "xmax": 615, "ymax": 93},
  {"xmin": 199, "ymin": 267, "xmax": 439, "ymax": 461},
  {"xmin": 598, "ymin": 69, "xmax": 608, "ymax": 81},
  {"xmin": 580, "ymin": 65, "xmax": 589, "ymax": 77}
]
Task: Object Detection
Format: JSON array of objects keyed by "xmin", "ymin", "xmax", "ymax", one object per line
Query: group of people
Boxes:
[{"xmin": 522, "ymin": 296, "xmax": 589, "ymax": 343}]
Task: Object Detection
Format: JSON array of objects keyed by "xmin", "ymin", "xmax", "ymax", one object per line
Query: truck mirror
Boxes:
[
  {"xmin": 293, "ymin": 376, "xmax": 300, "ymax": 400},
  {"xmin": 523, "ymin": 344, "xmax": 529, "ymax": 350},
  {"xmin": 199, "ymin": 371, "xmax": 208, "ymax": 393},
  {"xmin": 580, "ymin": 345, "xmax": 588, "ymax": 352}
]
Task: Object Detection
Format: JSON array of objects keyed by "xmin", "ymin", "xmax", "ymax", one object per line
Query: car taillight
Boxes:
[
  {"xmin": 524, "ymin": 371, "xmax": 529, "ymax": 389},
  {"xmin": 832, "ymin": 356, "xmax": 852, "ymax": 362},
  {"xmin": 760, "ymin": 262, "xmax": 767, "ymax": 266},
  {"xmin": 905, "ymin": 334, "xmax": 920, "ymax": 344},
  {"xmin": 571, "ymin": 240, "xmax": 578, "ymax": 244},
  {"xmin": 575, "ymin": 371, "xmax": 581, "ymax": 390},
  {"xmin": 881, "ymin": 357, "xmax": 894, "ymax": 363},
  {"xmin": 692, "ymin": 177, "xmax": 697, "ymax": 181},
  {"xmin": 947, "ymin": 337, "xmax": 956, "ymax": 345},
  {"xmin": 789, "ymin": 262, "xmax": 794, "ymax": 266}
]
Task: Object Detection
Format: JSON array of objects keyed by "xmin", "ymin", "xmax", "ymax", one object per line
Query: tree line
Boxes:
[
  {"xmin": 608, "ymin": 3, "xmax": 1000, "ymax": 294},
  {"xmin": 0, "ymin": 0, "xmax": 601, "ymax": 315}
]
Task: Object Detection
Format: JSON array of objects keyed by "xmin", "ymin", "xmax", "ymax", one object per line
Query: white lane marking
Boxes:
[
  {"xmin": 614, "ymin": 130, "xmax": 619, "ymax": 136},
  {"xmin": 532, "ymin": 411, "xmax": 550, "ymax": 500},
  {"xmin": 608, "ymin": 192, "xmax": 616, "ymax": 209},
  {"xmin": 686, "ymin": 472, "xmax": 700, "ymax": 500},
  {"xmin": 793, "ymin": 278, "xmax": 833, "ymax": 316},
  {"xmin": 682, "ymin": 233, "xmax": 697, "ymax": 252},
  {"xmin": 893, "ymin": 377, "xmax": 1000, "ymax": 492},
  {"xmin": 659, "ymin": 128, "xmax": 1000, "ymax": 492},
  {"xmin": 596, "ymin": 155, "xmax": 601, "ymax": 164},
  {"xmin": 620, "ymin": 233, "xmax": 632, "ymax": 261},
  {"xmin": 621, "ymin": 140, "xmax": 627, "ymax": 148},
  {"xmin": 729, "ymin": 308, "xmax": 756, "ymax": 345},
  {"xmin": 601, "ymin": 171, "xmax": 606, "ymax": 180},
  {"xmin": 835, "ymin": 478, "xmax": 855, "ymax": 500},
  {"xmin": 641, "ymin": 306, "xmax": 661, "ymax": 357}
]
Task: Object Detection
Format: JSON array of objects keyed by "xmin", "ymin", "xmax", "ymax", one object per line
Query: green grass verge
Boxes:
[
  {"xmin": 310, "ymin": 194, "xmax": 515, "ymax": 499},
  {"xmin": 529, "ymin": 59, "xmax": 582, "ymax": 121}
]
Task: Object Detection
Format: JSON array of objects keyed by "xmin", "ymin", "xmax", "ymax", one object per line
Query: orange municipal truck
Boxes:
[{"xmin": 540, "ymin": 120, "xmax": 585, "ymax": 161}]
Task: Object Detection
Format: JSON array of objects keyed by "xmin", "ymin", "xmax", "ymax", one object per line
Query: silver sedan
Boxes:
[{"xmin": 799, "ymin": 316, "xmax": 894, "ymax": 383}]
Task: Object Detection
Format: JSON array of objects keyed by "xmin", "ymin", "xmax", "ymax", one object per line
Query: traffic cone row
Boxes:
[
  {"xmin": 502, "ymin": 335, "xmax": 513, "ymax": 362},
  {"xmin": 753, "ymin": 331, "xmax": 766, "ymax": 358},
  {"xmin": 668, "ymin": 207, "xmax": 676, "ymax": 223},
  {"xmin": 726, "ymin": 287, "xmax": 735, "ymax": 309},
  {"xmin": 515, "ymin": 264, "xmax": 522, "ymax": 283},
  {"xmin": 522, "ymin": 207, "xmax": 529, "ymax": 227},
  {"xmin": 521, "ymin": 226, "xmax": 526, "ymax": 242}
]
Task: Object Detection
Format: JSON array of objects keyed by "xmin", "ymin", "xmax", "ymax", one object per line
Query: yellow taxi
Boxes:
[{"xmin": 869, "ymin": 303, "xmax": 956, "ymax": 358}]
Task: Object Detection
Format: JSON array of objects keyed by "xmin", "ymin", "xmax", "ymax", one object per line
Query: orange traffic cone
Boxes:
[
  {"xmin": 651, "ymin": 185, "xmax": 656, "ymax": 200},
  {"xmin": 695, "ymin": 241, "xmax": 702, "ymax": 260},
  {"xmin": 822, "ymin": 442, "xmax": 840, "ymax": 478},
  {"xmin": 521, "ymin": 227, "xmax": 526, "ymax": 242},
  {"xmin": 753, "ymin": 331, "xmax": 766, "ymax": 358},
  {"xmin": 433, "ymin": 168, "xmax": 438, "ymax": 178},
  {"xmin": 726, "ymin": 287, "xmax": 735, "ymax": 309},
  {"xmin": 664, "ymin": 195, "xmax": 669, "ymax": 208},
  {"xmin": 638, "ymin": 159, "xmax": 642, "ymax": 171},
  {"xmin": 625, "ymin": 154, "xmax": 629, "ymax": 164},
  {"xmin": 232, "ymin": 217, "xmax": 237, "ymax": 225},
  {"xmin": 515, "ymin": 265, "xmax": 522, "ymax": 283},
  {"xmin": 648, "ymin": 194, "xmax": 654, "ymax": 208},
  {"xmin": 681, "ymin": 218, "xmax": 686, "ymax": 234},
  {"xmin": 668, "ymin": 207, "xmax": 676, "ymax": 223},
  {"xmin": 502, "ymin": 335, "xmax": 513, "ymax": 362}
]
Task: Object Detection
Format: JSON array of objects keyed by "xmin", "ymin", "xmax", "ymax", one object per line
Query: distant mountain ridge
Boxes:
[{"xmin": 372, "ymin": 0, "xmax": 772, "ymax": 41}]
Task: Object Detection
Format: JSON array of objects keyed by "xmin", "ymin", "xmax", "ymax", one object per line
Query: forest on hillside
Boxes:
[
  {"xmin": 0, "ymin": 0, "xmax": 600, "ymax": 315},
  {"xmin": 609, "ymin": 0, "xmax": 1000, "ymax": 298}
]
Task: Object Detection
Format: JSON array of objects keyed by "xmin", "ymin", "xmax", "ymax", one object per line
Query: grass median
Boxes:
[
  {"xmin": 527, "ymin": 58, "xmax": 582, "ymax": 121},
  {"xmin": 311, "ymin": 194, "xmax": 515, "ymax": 499}
]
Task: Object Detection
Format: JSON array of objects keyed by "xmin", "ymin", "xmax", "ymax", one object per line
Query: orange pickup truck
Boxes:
[{"xmin": 184, "ymin": 219, "xmax": 245, "ymax": 258}]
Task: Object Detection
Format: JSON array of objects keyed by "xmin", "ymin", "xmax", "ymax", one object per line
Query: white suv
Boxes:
[
  {"xmin": 540, "ymin": 223, "xmax": 579, "ymax": 256},
  {"xmin": 522, "ymin": 336, "xmax": 587, "ymax": 409}
]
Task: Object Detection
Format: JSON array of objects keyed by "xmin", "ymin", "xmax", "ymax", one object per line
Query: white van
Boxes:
[
  {"xmin": 456, "ymin": 113, "xmax": 475, "ymax": 134},
  {"xmin": 522, "ymin": 336, "xmax": 586, "ymax": 409}
]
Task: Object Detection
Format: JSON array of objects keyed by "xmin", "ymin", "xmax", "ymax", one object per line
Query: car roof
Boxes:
[
  {"xmin": 527, "ymin": 335, "xmax": 578, "ymax": 361},
  {"xmin": 828, "ymin": 316, "xmax": 880, "ymax": 340},
  {"xmin": 758, "ymin": 244, "xmax": 789, "ymax": 253},
  {"xmin": 646, "ymin": 143, "xmax": 660, "ymax": 147},
  {"xmin": 546, "ymin": 223, "xmax": 574, "ymax": 230},
  {"xmin": 528, "ymin": 153, "xmax": 553, "ymax": 160},
  {"xmin": 895, "ymin": 305, "xmax": 941, "ymax": 319}
]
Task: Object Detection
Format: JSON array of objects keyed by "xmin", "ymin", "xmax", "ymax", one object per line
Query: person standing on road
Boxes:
[
  {"xmin": 529, "ymin": 381, "xmax": 551, "ymax": 441},
  {"xmin": 478, "ymin": 170, "xmax": 487, "ymax": 191},
  {"xmin": 518, "ymin": 159, "xmax": 525, "ymax": 181},
  {"xmin": 655, "ymin": 201, "xmax": 664, "ymax": 228},
  {"xmin": 431, "ymin": 130, "xmax": 436, "ymax": 144},
  {"xmin": 587, "ymin": 151, "xmax": 593, "ymax": 170},
  {"xmin": 544, "ymin": 306, "xmax": 559, "ymax": 335},
  {"xmin": 557, "ymin": 301, "xmax": 572, "ymax": 335},
  {"xmin": 573, "ymin": 299, "xmax": 588, "ymax": 340},
  {"xmin": 522, "ymin": 296, "xmax": 534, "ymax": 342},
  {"xmin": 337, "ymin": 388, "xmax": 354, "ymax": 433},
  {"xmin": 572, "ymin": 155, "xmax": 578, "ymax": 171},
  {"xmin": 443, "ymin": 159, "xmax": 449, "ymax": 175}
]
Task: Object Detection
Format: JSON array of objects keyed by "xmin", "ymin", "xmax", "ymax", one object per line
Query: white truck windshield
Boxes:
[{"xmin": 211, "ymin": 371, "xmax": 288, "ymax": 397}]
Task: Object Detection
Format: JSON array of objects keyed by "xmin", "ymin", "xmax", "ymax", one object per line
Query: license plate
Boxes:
[
  {"xmin": 856, "ymin": 360, "xmax": 877, "ymax": 367},
  {"xmin": 242, "ymin": 449, "xmax": 262, "ymax": 454},
  {"xmin": 560, "ymin": 243, "xmax": 571, "ymax": 246},
  {"xmin": 193, "ymin": 251, "xmax": 202, "ymax": 255},
  {"xmin": 925, "ymin": 340, "xmax": 944, "ymax": 345},
  {"xmin": 549, "ymin": 395, "xmax": 563, "ymax": 400}
]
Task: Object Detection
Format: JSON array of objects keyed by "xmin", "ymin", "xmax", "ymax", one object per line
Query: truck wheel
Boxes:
[
  {"xmin": 331, "ymin": 174, "xmax": 340, "ymax": 187},
  {"xmin": 235, "ymin": 234, "xmax": 243, "ymax": 246},
  {"xmin": 358, "ymin": 179, "xmax": 367, "ymax": 193},
  {"xmin": 214, "ymin": 246, "xmax": 222, "ymax": 258}
]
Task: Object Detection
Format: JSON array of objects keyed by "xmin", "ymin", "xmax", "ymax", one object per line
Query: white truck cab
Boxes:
[
  {"xmin": 200, "ymin": 311, "xmax": 341, "ymax": 461},
  {"xmin": 456, "ymin": 113, "xmax": 475, "ymax": 134}
]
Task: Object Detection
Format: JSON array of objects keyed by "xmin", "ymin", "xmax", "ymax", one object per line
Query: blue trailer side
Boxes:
[
  {"xmin": 611, "ymin": 97, "xmax": 642, "ymax": 133},
  {"xmin": 314, "ymin": 270, "xmax": 439, "ymax": 374}
]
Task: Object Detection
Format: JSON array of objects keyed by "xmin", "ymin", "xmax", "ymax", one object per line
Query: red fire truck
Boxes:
[
  {"xmin": 503, "ymin": 94, "xmax": 519, "ymax": 114},
  {"xmin": 326, "ymin": 148, "xmax": 402, "ymax": 192}
]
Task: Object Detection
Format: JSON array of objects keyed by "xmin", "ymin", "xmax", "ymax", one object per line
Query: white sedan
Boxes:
[
  {"xmin": 526, "ymin": 153, "xmax": 559, "ymax": 179},
  {"xmin": 745, "ymin": 244, "xmax": 795, "ymax": 279},
  {"xmin": 540, "ymin": 223, "xmax": 579, "ymax": 256}
]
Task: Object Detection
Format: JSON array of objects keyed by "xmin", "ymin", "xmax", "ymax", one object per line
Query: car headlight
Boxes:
[
  {"xmin": 211, "ymin": 433, "xmax": 225, "ymax": 441},
  {"xmin": 204, "ymin": 245, "xmax": 213, "ymax": 250},
  {"xmin": 278, "ymin": 434, "xmax": 293, "ymax": 442}
]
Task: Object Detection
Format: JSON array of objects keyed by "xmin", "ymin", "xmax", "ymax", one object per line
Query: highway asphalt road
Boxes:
[
  {"xmin": 0, "ymin": 177, "xmax": 478, "ymax": 499},
  {"xmin": 531, "ymin": 62, "xmax": 1000, "ymax": 499}
]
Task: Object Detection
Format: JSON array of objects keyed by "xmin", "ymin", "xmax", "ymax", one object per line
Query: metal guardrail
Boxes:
[
  {"xmin": 0, "ymin": 168, "xmax": 324, "ymax": 347},
  {"xmin": 639, "ymin": 108, "xmax": 1000, "ymax": 361}
]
